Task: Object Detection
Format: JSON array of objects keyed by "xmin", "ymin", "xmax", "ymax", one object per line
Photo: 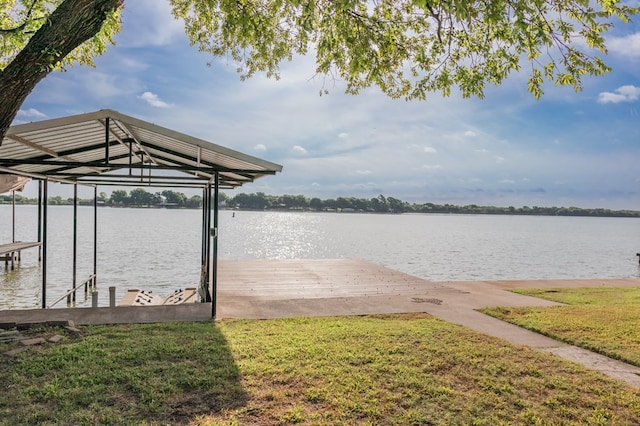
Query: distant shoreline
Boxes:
[
  {"xmin": 2, "ymin": 201, "xmax": 639, "ymax": 218},
  {"xmin": 3, "ymin": 189, "xmax": 639, "ymax": 218}
]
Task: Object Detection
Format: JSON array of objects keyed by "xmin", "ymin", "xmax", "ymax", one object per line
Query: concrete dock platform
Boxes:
[{"xmin": 216, "ymin": 259, "xmax": 640, "ymax": 388}]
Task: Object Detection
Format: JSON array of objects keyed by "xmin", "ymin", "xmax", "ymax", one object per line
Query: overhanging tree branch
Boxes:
[
  {"xmin": 0, "ymin": 0, "xmax": 40, "ymax": 35},
  {"xmin": 0, "ymin": 0, "xmax": 123, "ymax": 145}
]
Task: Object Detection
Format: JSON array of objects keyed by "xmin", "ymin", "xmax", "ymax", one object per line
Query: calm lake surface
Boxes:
[{"xmin": 1, "ymin": 205, "xmax": 639, "ymax": 309}]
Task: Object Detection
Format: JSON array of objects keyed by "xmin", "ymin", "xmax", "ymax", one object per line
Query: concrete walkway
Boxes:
[
  {"xmin": 216, "ymin": 259, "xmax": 640, "ymax": 388},
  {"xmin": 427, "ymin": 279, "xmax": 640, "ymax": 388}
]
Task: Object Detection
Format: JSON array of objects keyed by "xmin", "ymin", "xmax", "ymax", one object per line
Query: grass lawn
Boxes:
[
  {"xmin": 483, "ymin": 287, "xmax": 640, "ymax": 367},
  {"xmin": 0, "ymin": 313, "xmax": 638, "ymax": 425}
]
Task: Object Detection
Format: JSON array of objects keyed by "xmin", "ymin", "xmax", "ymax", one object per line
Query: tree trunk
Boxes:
[{"xmin": 0, "ymin": 0, "xmax": 123, "ymax": 145}]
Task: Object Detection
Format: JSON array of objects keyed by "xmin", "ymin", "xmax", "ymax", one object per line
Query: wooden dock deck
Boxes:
[{"xmin": 0, "ymin": 241, "xmax": 41, "ymax": 270}]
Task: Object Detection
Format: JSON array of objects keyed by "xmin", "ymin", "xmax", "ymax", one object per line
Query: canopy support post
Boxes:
[
  {"xmin": 41, "ymin": 179, "xmax": 48, "ymax": 309},
  {"xmin": 38, "ymin": 180, "xmax": 42, "ymax": 261},
  {"xmin": 212, "ymin": 172, "xmax": 219, "ymax": 318},
  {"xmin": 72, "ymin": 184, "xmax": 78, "ymax": 303},
  {"xmin": 11, "ymin": 191, "xmax": 15, "ymax": 243},
  {"xmin": 104, "ymin": 117, "xmax": 110, "ymax": 165},
  {"xmin": 205, "ymin": 182, "xmax": 212, "ymax": 302},
  {"xmin": 94, "ymin": 186, "xmax": 98, "ymax": 287},
  {"xmin": 200, "ymin": 185, "xmax": 208, "ymax": 300}
]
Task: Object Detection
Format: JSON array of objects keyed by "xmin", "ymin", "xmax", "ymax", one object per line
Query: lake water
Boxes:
[{"xmin": 1, "ymin": 205, "xmax": 639, "ymax": 309}]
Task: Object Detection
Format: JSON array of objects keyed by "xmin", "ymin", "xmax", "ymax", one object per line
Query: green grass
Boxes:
[
  {"xmin": 483, "ymin": 287, "xmax": 640, "ymax": 367},
  {"xmin": 1, "ymin": 314, "xmax": 639, "ymax": 425}
]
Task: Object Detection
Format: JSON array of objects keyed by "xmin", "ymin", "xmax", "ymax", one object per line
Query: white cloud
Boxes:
[
  {"xmin": 338, "ymin": 132, "xmax": 349, "ymax": 139},
  {"xmin": 17, "ymin": 108, "xmax": 47, "ymax": 118},
  {"xmin": 292, "ymin": 145, "xmax": 308, "ymax": 154},
  {"xmin": 607, "ymin": 32, "xmax": 640, "ymax": 59},
  {"xmin": 598, "ymin": 85, "xmax": 640, "ymax": 104},
  {"xmin": 422, "ymin": 165, "xmax": 443, "ymax": 171},
  {"xmin": 112, "ymin": 55, "xmax": 150, "ymax": 73},
  {"xmin": 495, "ymin": 156, "xmax": 505, "ymax": 164},
  {"xmin": 423, "ymin": 146, "xmax": 438, "ymax": 153},
  {"xmin": 500, "ymin": 179, "xmax": 516, "ymax": 184},
  {"xmin": 22, "ymin": 68, "xmax": 143, "ymax": 106},
  {"xmin": 464, "ymin": 130, "xmax": 478, "ymax": 137},
  {"xmin": 353, "ymin": 170, "xmax": 373, "ymax": 175},
  {"xmin": 80, "ymin": 72, "xmax": 127, "ymax": 98},
  {"xmin": 139, "ymin": 91, "xmax": 171, "ymax": 108},
  {"xmin": 598, "ymin": 92, "xmax": 627, "ymax": 103},
  {"xmin": 253, "ymin": 144, "xmax": 267, "ymax": 152}
]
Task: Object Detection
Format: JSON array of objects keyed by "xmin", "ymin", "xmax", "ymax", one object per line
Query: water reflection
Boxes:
[
  {"xmin": 0, "ymin": 264, "xmax": 41, "ymax": 310},
  {"xmin": 2, "ymin": 205, "xmax": 639, "ymax": 309}
]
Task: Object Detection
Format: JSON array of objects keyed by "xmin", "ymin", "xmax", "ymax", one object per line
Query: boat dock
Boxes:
[{"xmin": 0, "ymin": 241, "xmax": 41, "ymax": 270}]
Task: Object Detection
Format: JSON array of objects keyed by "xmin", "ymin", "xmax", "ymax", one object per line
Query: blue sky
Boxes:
[{"xmin": 11, "ymin": 0, "xmax": 640, "ymax": 209}]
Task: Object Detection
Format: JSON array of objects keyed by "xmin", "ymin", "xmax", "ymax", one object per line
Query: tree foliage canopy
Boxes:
[
  {"xmin": 172, "ymin": 0, "xmax": 639, "ymax": 99},
  {"xmin": 0, "ymin": 0, "xmax": 122, "ymax": 142},
  {"xmin": 0, "ymin": 0, "xmax": 121, "ymax": 71},
  {"xmin": 0, "ymin": 0, "xmax": 638, "ymax": 145}
]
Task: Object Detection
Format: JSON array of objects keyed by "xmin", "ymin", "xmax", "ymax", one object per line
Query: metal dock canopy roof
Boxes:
[{"xmin": 0, "ymin": 109, "xmax": 283, "ymax": 188}]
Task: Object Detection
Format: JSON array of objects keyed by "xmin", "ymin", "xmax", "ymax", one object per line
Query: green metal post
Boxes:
[
  {"xmin": 201, "ymin": 186, "xmax": 207, "ymax": 286},
  {"xmin": 12, "ymin": 190, "xmax": 15, "ymax": 243},
  {"xmin": 104, "ymin": 117, "xmax": 110, "ymax": 165},
  {"xmin": 212, "ymin": 173, "xmax": 219, "ymax": 318},
  {"xmin": 41, "ymin": 179, "xmax": 48, "ymax": 309},
  {"xmin": 205, "ymin": 182, "xmax": 212, "ymax": 302},
  {"xmin": 73, "ymin": 184, "xmax": 77, "ymax": 302},
  {"xmin": 38, "ymin": 181, "xmax": 42, "ymax": 261},
  {"xmin": 94, "ymin": 186, "xmax": 98, "ymax": 287}
]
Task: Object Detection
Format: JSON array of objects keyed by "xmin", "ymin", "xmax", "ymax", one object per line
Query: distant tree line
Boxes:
[
  {"xmin": 106, "ymin": 189, "xmax": 205, "ymax": 209},
  {"xmin": 2, "ymin": 190, "xmax": 639, "ymax": 218},
  {"xmin": 224, "ymin": 193, "xmax": 640, "ymax": 218},
  {"xmin": 0, "ymin": 189, "xmax": 206, "ymax": 209}
]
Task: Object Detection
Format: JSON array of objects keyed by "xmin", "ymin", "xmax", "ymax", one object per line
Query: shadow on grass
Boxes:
[{"xmin": 0, "ymin": 322, "xmax": 247, "ymax": 424}]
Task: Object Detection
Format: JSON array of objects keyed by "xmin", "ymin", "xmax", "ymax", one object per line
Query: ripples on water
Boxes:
[{"xmin": 1, "ymin": 205, "xmax": 639, "ymax": 309}]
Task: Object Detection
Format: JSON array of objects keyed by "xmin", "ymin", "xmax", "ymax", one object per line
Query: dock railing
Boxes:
[{"xmin": 47, "ymin": 274, "xmax": 97, "ymax": 308}]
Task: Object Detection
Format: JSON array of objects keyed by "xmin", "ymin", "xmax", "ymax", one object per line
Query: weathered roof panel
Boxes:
[{"xmin": 0, "ymin": 109, "xmax": 282, "ymax": 189}]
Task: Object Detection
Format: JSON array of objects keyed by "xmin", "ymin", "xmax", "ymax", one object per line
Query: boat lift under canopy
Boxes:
[{"xmin": 0, "ymin": 109, "xmax": 283, "ymax": 316}]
